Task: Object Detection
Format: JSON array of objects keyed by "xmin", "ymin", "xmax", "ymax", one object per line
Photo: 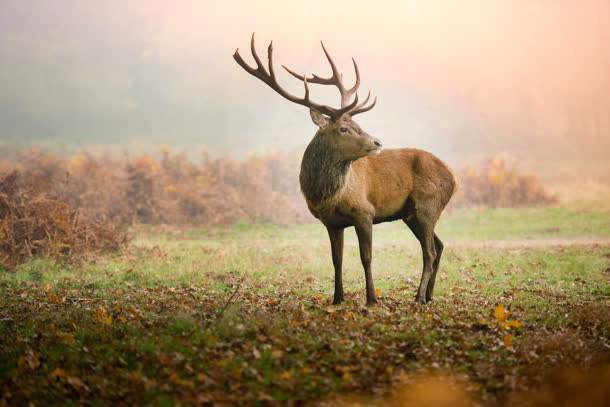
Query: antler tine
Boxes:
[
  {"xmin": 281, "ymin": 44, "xmax": 342, "ymax": 89},
  {"xmin": 346, "ymin": 58, "xmax": 361, "ymax": 96},
  {"xmin": 319, "ymin": 41, "xmax": 342, "ymax": 89},
  {"xmin": 267, "ymin": 40, "xmax": 275, "ymax": 78},
  {"xmin": 282, "ymin": 65, "xmax": 333, "ymax": 85},
  {"xmin": 233, "ymin": 33, "xmax": 358, "ymax": 119},
  {"xmin": 282, "ymin": 42, "xmax": 362, "ymax": 108},
  {"xmin": 349, "ymin": 91, "xmax": 377, "ymax": 116},
  {"xmin": 355, "ymin": 91, "xmax": 371, "ymax": 108},
  {"xmin": 233, "ymin": 33, "xmax": 267, "ymax": 78},
  {"xmin": 250, "ymin": 33, "xmax": 264, "ymax": 70}
]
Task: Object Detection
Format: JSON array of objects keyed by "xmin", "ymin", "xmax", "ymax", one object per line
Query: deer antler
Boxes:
[
  {"xmin": 349, "ymin": 91, "xmax": 377, "ymax": 116},
  {"xmin": 233, "ymin": 33, "xmax": 359, "ymax": 120},
  {"xmin": 282, "ymin": 42, "xmax": 376, "ymax": 116}
]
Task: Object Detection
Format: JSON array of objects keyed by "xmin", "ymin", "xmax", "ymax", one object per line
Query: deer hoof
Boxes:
[{"xmin": 414, "ymin": 295, "xmax": 427, "ymax": 305}]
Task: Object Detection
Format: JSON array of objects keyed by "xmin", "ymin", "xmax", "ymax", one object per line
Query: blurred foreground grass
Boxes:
[{"xmin": 1, "ymin": 206, "xmax": 609, "ymax": 405}]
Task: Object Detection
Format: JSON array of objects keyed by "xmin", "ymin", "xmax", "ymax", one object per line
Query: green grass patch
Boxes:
[{"xmin": 1, "ymin": 205, "xmax": 609, "ymax": 404}]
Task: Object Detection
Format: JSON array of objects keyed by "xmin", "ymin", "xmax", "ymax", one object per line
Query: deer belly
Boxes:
[{"xmin": 372, "ymin": 196, "xmax": 409, "ymax": 223}]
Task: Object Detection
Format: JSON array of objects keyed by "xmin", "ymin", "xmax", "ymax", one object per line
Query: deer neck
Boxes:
[{"xmin": 299, "ymin": 135, "xmax": 352, "ymax": 206}]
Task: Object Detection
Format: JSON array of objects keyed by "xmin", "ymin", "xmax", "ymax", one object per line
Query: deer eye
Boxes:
[{"xmin": 339, "ymin": 127, "xmax": 348, "ymax": 133}]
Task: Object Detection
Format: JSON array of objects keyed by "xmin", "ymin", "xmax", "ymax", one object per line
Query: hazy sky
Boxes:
[{"xmin": 1, "ymin": 0, "xmax": 609, "ymax": 172}]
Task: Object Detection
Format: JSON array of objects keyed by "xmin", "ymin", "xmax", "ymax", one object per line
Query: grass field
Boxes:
[{"xmin": 1, "ymin": 205, "xmax": 609, "ymax": 405}]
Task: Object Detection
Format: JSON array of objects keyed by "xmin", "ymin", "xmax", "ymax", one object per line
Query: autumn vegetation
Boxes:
[
  {"xmin": 1, "ymin": 148, "xmax": 608, "ymax": 405},
  {"xmin": 0, "ymin": 149, "xmax": 556, "ymax": 269},
  {"xmin": 0, "ymin": 171, "xmax": 127, "ymax": 270}
]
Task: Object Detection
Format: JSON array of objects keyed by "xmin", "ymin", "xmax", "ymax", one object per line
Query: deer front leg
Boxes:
[
  {"xmin": 327, "ymin": 226, "xmax": 345, "ymax": 305},
  {"xmin": 355, "ymin": 220, "xmax": 377, "ymax": 305}
]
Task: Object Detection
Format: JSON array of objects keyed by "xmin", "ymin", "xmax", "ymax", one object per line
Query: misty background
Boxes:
[{"xmin": 1, "ymin": 0, "xmax": 609, "ymax": 181}]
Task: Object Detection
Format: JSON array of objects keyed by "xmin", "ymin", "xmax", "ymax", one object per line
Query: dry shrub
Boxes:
[
  {"xmin": 0, "ymin": 149, "xmax": 558, "ymax": 233},
  {"xmin": 452, "ymin": 156, "xmax": 557, "ymax": 208},
  {"xmin": 1, "ymin": 149, "xmax": 311, "ymax": 227},
  {"xmin": 0, "ymin": 171, "xmax": 127, "ymax": 270},
  {"xmin": 124, "ymin": 150, "xmax": 309, "ymax": 225}
]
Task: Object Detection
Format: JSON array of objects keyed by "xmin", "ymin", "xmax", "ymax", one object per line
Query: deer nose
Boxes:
[{"xmin": 373, "ymin": 139, "xmax": 382, "ymax": 148}]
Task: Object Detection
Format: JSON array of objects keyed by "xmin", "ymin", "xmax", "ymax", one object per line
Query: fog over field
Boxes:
[
  {"xmin": 2, "ymin": 3, "xmax": 610, "ymax": 405},
  {"xmin": 1, "ymin": 0, "xmax": 609, "ymax": 179}
]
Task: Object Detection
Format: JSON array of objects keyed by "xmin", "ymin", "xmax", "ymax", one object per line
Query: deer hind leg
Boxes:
[
  {"xmin": 426, "ymin": 234, "xmax": 444, "ymax": 302},
  {"xmin": 404, "ymin": 216, "xmax": 437, "ymax": 304}
]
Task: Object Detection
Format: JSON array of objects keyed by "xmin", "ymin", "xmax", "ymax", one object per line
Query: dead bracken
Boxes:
[{"xmin": 0, "ymin": 170, "xmax": 127, "ymax": 270}]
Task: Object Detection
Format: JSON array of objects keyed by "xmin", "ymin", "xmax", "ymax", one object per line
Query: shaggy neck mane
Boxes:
[{"xmin": 300, "ymin": 134, "xmax": 351, "ymax": 205}]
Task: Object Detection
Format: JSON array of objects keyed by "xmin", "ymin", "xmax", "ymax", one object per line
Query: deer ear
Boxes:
[{"xmin": 310, "ymin": 108, "xmax": 330, "ymax": 128}]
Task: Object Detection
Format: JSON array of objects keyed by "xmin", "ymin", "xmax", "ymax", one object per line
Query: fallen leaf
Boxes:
[
  {"xmin": 57, "ymin": 332, "xmax": 76, "ymax": 345},
  {"xmin": 494, "ymin": 305, "xmax": 507, "ymax": 322},
  {"xmin": 503, "ymin": 333, "xmax": 513, "ymax": 348},
  {"xmin": 157, "ymin": 353, "xmax": 171, "ymax": 365},
  {"xmin": 46, "ymin": 290, "xmax": 63, "ymax": 304},
  {"xmin": 508, "ymin": 319, "xmax": 523, "ymax": 329},
  {"xmin": 169, "ymin": 371, "xmax": 194, "ymax": 389},
  {"xmin": 66, "ymin": 375, "xmax": 89, "ymax": 391},
  {"xmin": 18, "ymin": 350, "xmax": 40, "ymax": 371},
  {"xmin": 17, "ymin": 356, "xmax": 26, "ymax": 371},
  {"xmin": 48, "ymin": 368, "xmax": 67, "ymax": 380},
  {"xmin": 92, "ymin": 306, "xmax": 113, "ymax": 326}
]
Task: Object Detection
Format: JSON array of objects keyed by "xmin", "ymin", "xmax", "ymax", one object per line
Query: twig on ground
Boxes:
[{"xmin": 216, "ymin": 278, "xmax": 243, "ymax": 320}]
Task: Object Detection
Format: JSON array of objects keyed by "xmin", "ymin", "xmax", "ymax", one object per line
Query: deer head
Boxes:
[{"xmin": 233, "ymin": 34, "xmax": 382, "ymax": 161}]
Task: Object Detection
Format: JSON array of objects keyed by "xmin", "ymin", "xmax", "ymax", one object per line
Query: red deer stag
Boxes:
[{"xmin": 234, "ymin": 34, "xmax": 456, "ymax": 305}]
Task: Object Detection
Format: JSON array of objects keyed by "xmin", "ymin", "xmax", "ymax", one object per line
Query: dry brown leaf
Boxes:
[
  {"xmin": 46, "ymin": 290, "xmax": 64, "ymax": 304},
  {"xmin": 503, "ymin": 333, "xmax": 513, "ymax": 348},
  {"xmin": 48, "ymin": 368, "xmax": 67, "ymax": 380},
  {"xmin": 508, "ymin": 319, "xmax": 523, "ymax": 329},
  {"xmin": 57, "ymin": 332, "xmax": 76, "ymax": 345},
  {"xmin": 18, "ymin": 350, "xmax": 40, "ymax": 371},
  {"xmin": 342, "ymin": 371, "xmax": 353, "ymax": 383},
  {"xmin": 494, "ymin": 304, "xmax": 507, "ymax": 322},
  {"xmin": 66, "ymin": 375, "xmax": 89, "ymax": 391},
  {"xmin": 92, "ymin": 306, "xmax": 113, "ymax": 326}
]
